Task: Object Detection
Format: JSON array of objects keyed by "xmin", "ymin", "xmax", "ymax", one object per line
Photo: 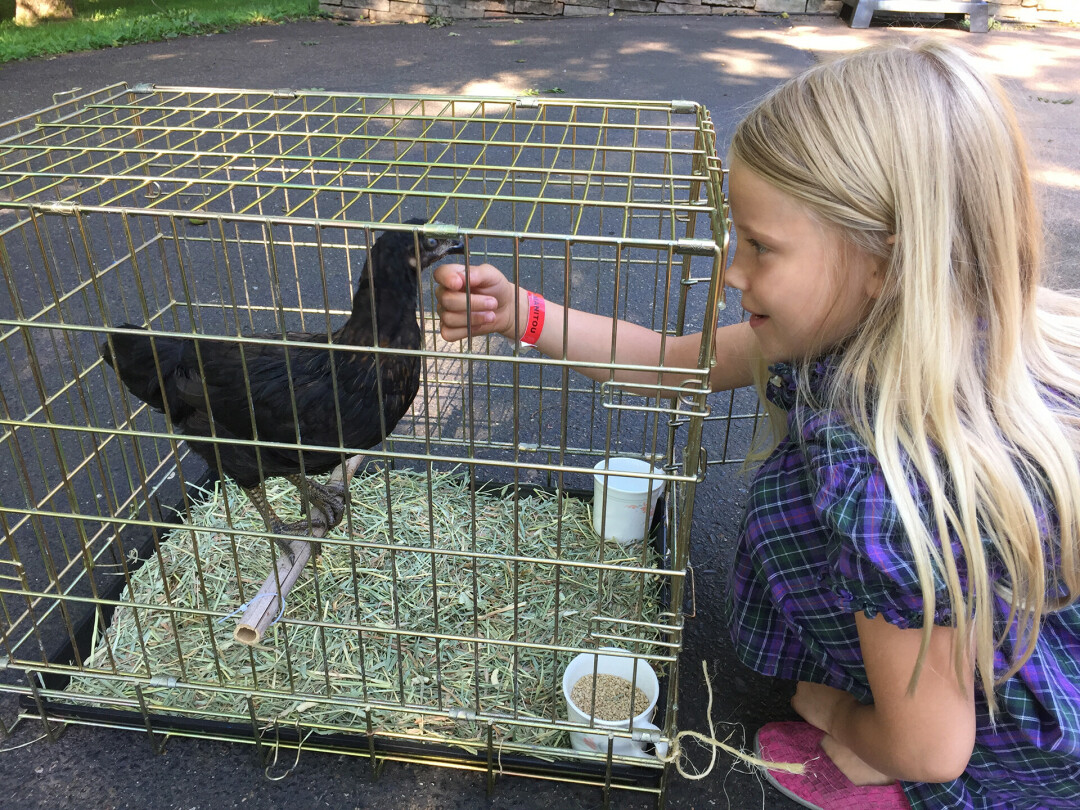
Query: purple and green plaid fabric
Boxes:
[{"xmin": 725, "ymin": 360, "xmax": 1080, "ymax": 809}]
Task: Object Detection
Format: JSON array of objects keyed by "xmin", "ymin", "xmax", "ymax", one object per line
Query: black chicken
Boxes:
[{"xmin": 101, "ymin": 219, "xmax": 463, "ymax": 561}]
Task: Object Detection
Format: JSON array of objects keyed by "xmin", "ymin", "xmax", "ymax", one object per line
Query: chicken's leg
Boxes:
[
  {"xmin": 233, "ymin": 456, "xmax": 363, "ymax": 646},
  {"xmin": 242, "ymin": 483, "xmax": 336, "ymax": 562}
]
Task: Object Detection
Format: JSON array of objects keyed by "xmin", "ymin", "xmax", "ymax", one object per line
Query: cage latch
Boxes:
[
  {"xmin": 670, "ymin": 100, "xmax": 699, "ymax": 115},
  {"xmin": 149, "ymin": 674, "xmax": 178, "ymax": 688},
  {"xmin": 0, "ymin": 656, "xmax": 8, "ymax": 670},
  {"xmin": 129, "ymin": 83, "xmax": 155, "ymax": 94},
  {"xmin": 449, "ymin": 707, "xmax": 478, "ymax": 722},
  {"xmin": 273, "ymin": 89, "xmax": 298, "ymax": 99},
  {"xmin": 515, "ymin": 97, "xmax": 540, "ymax": 109}
]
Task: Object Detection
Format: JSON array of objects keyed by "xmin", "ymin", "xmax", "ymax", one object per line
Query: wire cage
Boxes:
[{"xmin": 0, "ymin": 84, "xmax": 746, "ymax": 805}]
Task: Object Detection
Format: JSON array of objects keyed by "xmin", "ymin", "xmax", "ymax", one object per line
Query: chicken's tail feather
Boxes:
[{"xmin": 101, "ymin": 324, "xmax": 189, "ymax": 419}]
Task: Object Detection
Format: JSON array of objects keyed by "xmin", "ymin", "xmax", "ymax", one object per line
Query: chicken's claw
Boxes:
[{"xmin": 295, "ymin": 476, "xmax": 348, "ymax": 531}]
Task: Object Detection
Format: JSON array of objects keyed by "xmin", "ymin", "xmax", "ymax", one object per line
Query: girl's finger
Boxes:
[
  {"xmin": 440, "ymin": 316, "xmax": 496, "ymax": 341},
  {"xmin": 432, "ymin": 263, "xmax": 466, "ymax": 290},
  {"xmin": 436, "ymin": 302, "xmax": 496, "ymax": 326},
  {"xmin": 438, "ymin": 291, "xmax": 499, "ymax": 313},
  {"xmin": 443, "ymin": 263, "xmax": 503, "ymax": 293}
]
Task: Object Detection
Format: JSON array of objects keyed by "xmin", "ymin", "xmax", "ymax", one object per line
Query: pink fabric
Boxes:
[{"xmin": 755, "ymin": 721, "xmax": 911, "ymax": 810}]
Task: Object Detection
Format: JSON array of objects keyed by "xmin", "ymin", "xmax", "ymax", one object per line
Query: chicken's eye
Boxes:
[{"xmin": 425, "ymin": 238, "xmax": 438, "ymax": 250}]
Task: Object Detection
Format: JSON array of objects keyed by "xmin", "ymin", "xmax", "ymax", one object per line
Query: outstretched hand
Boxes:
[{"xmin": 434, "ymin": 263, "xmax": 519, "ymax": 342}]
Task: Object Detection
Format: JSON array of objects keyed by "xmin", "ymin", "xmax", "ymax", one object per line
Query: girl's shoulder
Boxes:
[
  {"xmin": 765, "ymin": 359, "xmax": 913, "ymax": 544},
  {"xmin": 766, "ymin": 359, "xmax": 881, "ymax": 473}
]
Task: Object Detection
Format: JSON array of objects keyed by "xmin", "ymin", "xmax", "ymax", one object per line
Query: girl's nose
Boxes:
[{"xmin": 725, "ymin": 249, "xmax": 747, "ymax": 292}]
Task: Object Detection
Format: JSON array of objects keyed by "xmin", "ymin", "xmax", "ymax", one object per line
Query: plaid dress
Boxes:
[{"xmin": 726, "ymin": 360, "xmax": 1080, "ymax": 809}]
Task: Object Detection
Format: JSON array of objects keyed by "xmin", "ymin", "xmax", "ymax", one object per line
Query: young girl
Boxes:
[{"xmin": 434, "ymin": 39, "xmax": 1080, "ymax": 810}]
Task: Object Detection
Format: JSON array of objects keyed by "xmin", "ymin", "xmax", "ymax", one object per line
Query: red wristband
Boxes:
[{"xmin": 520, "ymin": 290, "xmax": 545, "ymax": 347}]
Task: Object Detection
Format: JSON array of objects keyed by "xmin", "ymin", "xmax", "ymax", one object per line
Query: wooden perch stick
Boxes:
[{"xmin": 233, "ymin": 455, "xmax": 364, "ymax": 646}]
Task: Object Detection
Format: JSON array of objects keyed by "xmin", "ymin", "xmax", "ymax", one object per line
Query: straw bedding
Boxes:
[{"xmin": 66, "ymin": 466, "xmax": 665, "ymax": 752}]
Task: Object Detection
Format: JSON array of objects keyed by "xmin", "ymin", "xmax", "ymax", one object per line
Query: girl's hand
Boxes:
[
  {"xmin": 434, "ymin": 263, "xmax": 521, "ymax": 342},
  {"xmin": 790, "ymin": 680, "xmax": 856, "ymax": 736}
]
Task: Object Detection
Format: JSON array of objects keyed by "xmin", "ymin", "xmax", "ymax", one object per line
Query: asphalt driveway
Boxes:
[{"xmin": 1, "ymin": 13, "xmax": 1078, "ymax": 810}]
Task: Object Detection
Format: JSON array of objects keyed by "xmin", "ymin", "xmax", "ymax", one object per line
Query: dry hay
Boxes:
[{"xmin": 66, "ymin": 466, "xmax": 666, "ymax": 754}]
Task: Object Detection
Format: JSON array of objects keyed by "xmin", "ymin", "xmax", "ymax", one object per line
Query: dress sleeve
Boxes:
[{"xmin": 797, "ymin": 408, "xmax": 956, "ymax": 629}]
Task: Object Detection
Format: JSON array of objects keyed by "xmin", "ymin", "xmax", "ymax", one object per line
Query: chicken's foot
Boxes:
[
  {"xmin": 243, "ymin": 484, "xmax": 334, "ymax": 562},
  {"xmin": 285, "ymin": 474, "xmax": 348, "ymax": 530}
]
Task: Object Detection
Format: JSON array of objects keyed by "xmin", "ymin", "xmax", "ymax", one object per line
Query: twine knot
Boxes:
[{"xmin": 658, "ymin": 660, "xmax": 806, "ymax": 781}]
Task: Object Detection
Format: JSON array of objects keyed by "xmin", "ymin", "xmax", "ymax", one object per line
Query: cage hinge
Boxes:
[
  {"xmin": 448, "ymin": 707, "xmax": 478, "ymax": 722},
  {"xmin": 149, "ymin": 674, "xmax": 178, "ymax": 688},
  {"xmin": 34, "ymin": 201, "xmax": 78, "ymax": 215},
  {"xmin": 670, "ymin": 100, "xmax": 699, "ymax": 115},
  {"xmin": 516, "ymin": 97, "xmax": 540, "ymax": 109},
  {"xmin": 674, "ymin": 238, "xmax": 717, "ymax": 256},
  {"xmin": 129, "ymin": 83, "xmax": 156, "ymax": 94},
  {"xmin": 273, "ymin": 89, "xmax": 298, "ymax": 99},
  {"xmin": 0, "ymin": 655, "xmax": 8, "ymax": 670}
]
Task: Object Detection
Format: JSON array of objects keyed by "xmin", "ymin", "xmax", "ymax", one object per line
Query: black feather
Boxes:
[{"xmin": 102, "ymin": 221, "xmax": 464, "ymax": 493}]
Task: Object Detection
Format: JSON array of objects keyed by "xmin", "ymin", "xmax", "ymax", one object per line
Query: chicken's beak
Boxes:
[{"xmin": 447, "ymin": 240, "xmax": 466, "ymax": 256}]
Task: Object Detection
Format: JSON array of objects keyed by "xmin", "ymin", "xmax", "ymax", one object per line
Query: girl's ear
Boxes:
[
  {"xmin": 865, "ymin": 265, "xmax": 886, "ymax": 300},
  {"xmin": 865, "ymin": 234, "xmax": 897, "ymax": 300}
]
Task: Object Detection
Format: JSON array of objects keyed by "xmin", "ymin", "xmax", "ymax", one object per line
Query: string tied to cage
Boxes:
[{"xmin": 658, "ymin": 659, "xmax": 806, "ymax": 781}]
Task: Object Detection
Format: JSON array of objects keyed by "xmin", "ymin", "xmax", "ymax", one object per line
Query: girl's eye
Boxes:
[{"xmin": 747, "ymin": 239, "xmax": 768, "ymax": 255}]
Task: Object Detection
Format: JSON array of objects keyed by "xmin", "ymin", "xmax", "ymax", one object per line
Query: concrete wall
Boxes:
[{"xmin": 318, "ymin": 0, "xmax": 1077, "ymax": 25}]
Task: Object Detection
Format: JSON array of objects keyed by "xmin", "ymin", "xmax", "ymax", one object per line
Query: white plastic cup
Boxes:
[
  {"xmin": 592, "ymin": 457, "xmax": 665, "ymax": 544},
  {"xmin": 561, "ymin": 647, "xmax": 669, "ymax": 760}
]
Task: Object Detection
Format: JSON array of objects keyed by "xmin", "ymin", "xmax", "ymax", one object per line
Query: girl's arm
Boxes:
[
  {"xmin": 793, "ymin": 612, "xmax": 976, "ymax": 783},
  {"xmin": 434, "ymin": 262, "xmax": 757, "ymax": 393}
]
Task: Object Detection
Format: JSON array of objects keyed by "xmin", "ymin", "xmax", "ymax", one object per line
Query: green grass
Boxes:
[{"xmin": 0, "ymin": 0, "xmax": 320, "ymax": 63}]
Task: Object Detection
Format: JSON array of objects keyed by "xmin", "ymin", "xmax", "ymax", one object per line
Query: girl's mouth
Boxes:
[{"xmin": 747, "ymin": 312, "xmax": 768, "ymax": 328}]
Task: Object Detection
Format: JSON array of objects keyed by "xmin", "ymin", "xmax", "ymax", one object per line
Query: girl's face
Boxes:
[{"xmin": 725, "ymin": 160, "xmax": 884, "ymax": 364}]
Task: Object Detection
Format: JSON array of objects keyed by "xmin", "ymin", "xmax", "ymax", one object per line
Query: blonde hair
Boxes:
[{"xmin": 731, "ymin": 39, "xmax": 1080, "ymax": 710}]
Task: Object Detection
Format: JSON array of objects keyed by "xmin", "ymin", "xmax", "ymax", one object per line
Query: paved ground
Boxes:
[{"xmin": 0, "ymin": 12, "xmax": 1078, "ymax": 810}]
